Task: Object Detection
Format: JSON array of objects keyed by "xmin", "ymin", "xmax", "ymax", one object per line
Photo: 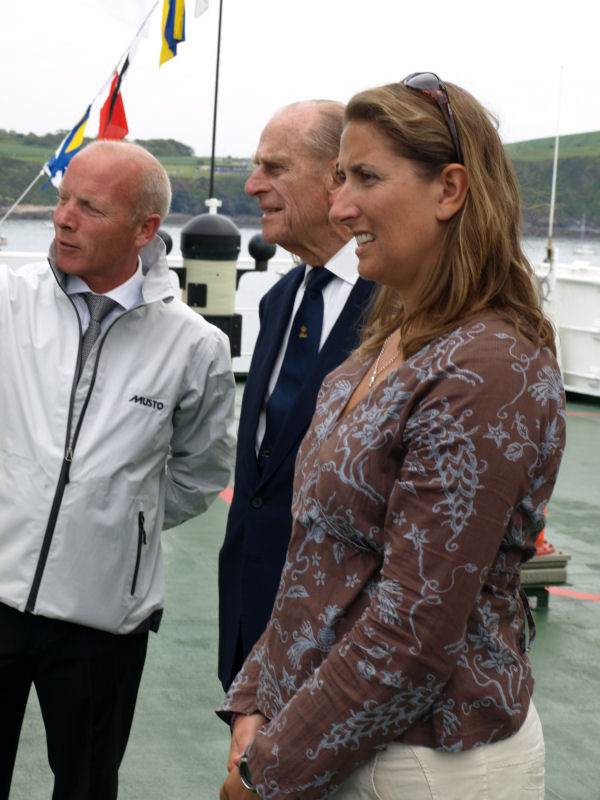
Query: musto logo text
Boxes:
[{"xmin": 129, "ymin": 395, "xmax": 165, "ymax": 411}]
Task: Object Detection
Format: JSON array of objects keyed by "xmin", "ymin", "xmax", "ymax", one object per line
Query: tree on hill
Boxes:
[{"xmin": 133, "ymin": 138, "xmax": 195, "ymax": 157}]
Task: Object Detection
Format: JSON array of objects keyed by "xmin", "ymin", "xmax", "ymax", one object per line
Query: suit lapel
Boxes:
[
  {"xmin": 259, "ymin": 277, "xmax": 375, "ymax": 483},
  {"xmin": 316, "ymin": 276, "xmax": 374, "ymax": 373},
  {"xmin": 237, "ymin": 266, "xmax": 306, "ymax": 477}
]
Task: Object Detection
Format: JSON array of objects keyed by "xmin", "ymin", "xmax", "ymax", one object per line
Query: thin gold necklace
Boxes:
[{"xmin": 368, "ymin": 335, "xmax": 401, "ymax": 388}]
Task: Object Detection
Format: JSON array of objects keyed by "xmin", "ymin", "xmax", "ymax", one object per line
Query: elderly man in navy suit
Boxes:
[{"xmin": 218, "ymin": 100, "xmax": 375, "ymax": 695}]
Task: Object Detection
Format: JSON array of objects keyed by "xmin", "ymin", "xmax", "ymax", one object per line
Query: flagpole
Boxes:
[
  {"xmin": 208, "ymin": 0, "xmax": 224, "ymax": 199},
  {"xmin": 0, "ymin": 171, "xmax": 45, "ymax": 227}
]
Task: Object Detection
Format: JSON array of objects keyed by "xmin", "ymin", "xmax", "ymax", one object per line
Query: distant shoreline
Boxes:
[
  {"xmin": 0, "ymin": 205, "xmax": 262, "ymax": 229},
  {"xmin": 2, "ymin": 206, "xmax": 598, "ymax": 241},
  {"xmin": 1, "ymin": 204, "xmax": 54, "ymax": 220}
]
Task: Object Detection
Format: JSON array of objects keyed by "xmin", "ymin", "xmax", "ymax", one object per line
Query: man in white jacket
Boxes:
[{"xmin": 0, "ymin": 140, "xmax": 236, "ymax": 799}]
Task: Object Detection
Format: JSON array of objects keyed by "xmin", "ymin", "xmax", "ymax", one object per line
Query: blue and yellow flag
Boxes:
[
  {"xmin": 42, "ymin": 105, "xmax": 92, "ymax": 188},
  {"xmin": 160, "ymin": 0, "xmax": 186, "ymax": 65}
]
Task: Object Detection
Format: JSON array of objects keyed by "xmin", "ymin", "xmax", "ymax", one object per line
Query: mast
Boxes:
[
  {"xmin": 208, "ymin": 0, "xmax": 223, "ymax": 202},
  {"xmin": 545, "ymin": 67, "xmax": 563, "ymax": 267}
]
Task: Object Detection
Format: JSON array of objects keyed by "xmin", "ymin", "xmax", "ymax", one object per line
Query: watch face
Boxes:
[{"xmin": 239, "ymin": 755, "xmax": 256, "ymax": 792}]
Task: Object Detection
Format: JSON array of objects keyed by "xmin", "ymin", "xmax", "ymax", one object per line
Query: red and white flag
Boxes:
[{"xmin": 98, "ymin": 56, "xmax": 130, "ymax": 140}]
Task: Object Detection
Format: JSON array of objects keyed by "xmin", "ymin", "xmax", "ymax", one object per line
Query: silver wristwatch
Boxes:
[{"xmin": 239, "ymin": 752, "xmax": 258, "ymax": 794}]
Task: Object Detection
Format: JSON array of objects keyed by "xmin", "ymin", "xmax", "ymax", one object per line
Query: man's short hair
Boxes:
[
  {"xmin": 80, "ymin": 140, "xmax": 172, "ymax": 225},
  {"xmin": 284, "ymin": 100, "xmax": 345, "ymax": 164}
]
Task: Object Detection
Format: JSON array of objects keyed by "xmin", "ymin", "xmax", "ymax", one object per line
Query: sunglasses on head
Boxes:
[{"xmin": 401, "ymin": 72, "xmax": 463, "ymax": 165}]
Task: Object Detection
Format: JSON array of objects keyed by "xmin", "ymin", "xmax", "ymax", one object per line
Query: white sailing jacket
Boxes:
[{"xmin": 0, "ymin": 237, "xmax": 236, "ymax": 634}]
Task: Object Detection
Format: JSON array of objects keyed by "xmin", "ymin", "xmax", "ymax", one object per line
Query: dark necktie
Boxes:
[
  {"xmin": 261, "ymin": 267, "xmax": 335, "ymax": 460},
  {"xmin": 80, "ymin": 292, "xmax": 118, "ymax": 369}
]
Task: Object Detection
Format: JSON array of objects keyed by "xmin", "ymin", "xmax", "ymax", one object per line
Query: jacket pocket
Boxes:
[{"xmin": 131, "ymin": 511, "xmax": 147, "ymax": 596}]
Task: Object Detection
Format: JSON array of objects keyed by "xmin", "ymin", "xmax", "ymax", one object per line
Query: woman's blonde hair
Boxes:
[{"xmin": 345, "ymin": 80, "xmax": 556, "ymax": 360}]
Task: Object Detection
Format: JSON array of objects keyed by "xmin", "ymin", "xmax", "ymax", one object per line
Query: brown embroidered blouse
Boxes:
[{"xmin": 218, "ymin": 314, "xmax": 566, "ymax": 799}]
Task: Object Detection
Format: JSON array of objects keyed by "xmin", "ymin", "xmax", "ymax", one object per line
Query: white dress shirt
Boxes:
[
  {"xmin": 65, "ymin": 257, "xmax": 144, "ymax": 332},
  {"xmin": 255, "ymin": 239, "xmax": 359, "ymax": 452}
]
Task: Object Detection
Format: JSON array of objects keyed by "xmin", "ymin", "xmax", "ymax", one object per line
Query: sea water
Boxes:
[
  {"xmin": 3, "ymin": 216, "xmax": 599, "ymax": 268},
  {"xmin": 2, "ymin": 217, "xmax": 598, "ymax": 372}
]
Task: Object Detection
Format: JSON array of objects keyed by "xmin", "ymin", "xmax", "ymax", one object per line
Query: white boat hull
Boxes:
[{"xmin": 538, "ymin": 260, "xmax": 600, "ymax": 398}]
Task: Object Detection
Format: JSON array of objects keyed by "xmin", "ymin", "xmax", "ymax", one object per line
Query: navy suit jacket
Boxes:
[{"xmin": 218, "ymin": 264, "xmax": 375, "ymax": 690}]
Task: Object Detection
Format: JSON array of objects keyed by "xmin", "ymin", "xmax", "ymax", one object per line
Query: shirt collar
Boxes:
[
  {"xmin": 305, "ymin": 239, "xmax": 359, "ymax": 287},
  {"xmin": 65, "ymin": 256, "xmax": 144, "ymax": 310}
]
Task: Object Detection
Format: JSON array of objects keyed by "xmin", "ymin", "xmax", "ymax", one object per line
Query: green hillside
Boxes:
[
  {"xmin": 1, "ymin": 128, "xmax": 599, "ymax": 233},
  {"xmin": 505, "ymin": 131, "xmax": 600, "ymax": 233},
  {"xmin": 0, "ymin": 130, "xmax": 260, "ymax": 220},
  {"xmin": 505, "ymin": 131, "xmax": 600, "ymax": 161}
]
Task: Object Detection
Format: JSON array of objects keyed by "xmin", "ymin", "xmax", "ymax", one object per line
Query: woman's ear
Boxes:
[{"xmin": 436, "ymin": 164, "xmax": 469, "ymax": 221}]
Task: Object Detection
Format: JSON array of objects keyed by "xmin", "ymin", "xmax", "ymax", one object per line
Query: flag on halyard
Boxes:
[
  {"xmin": 98, "ymin": 56, "xmax": 130, "ymax": 139},
  {"xmin": 43, "ymin": 105, "xmax": 91, "ymax": 188},
  {"xmin": 160, "ymin": 0, "xmax": 185, "ymax": 65},
  {"xmin": 86, "ymin": 0, "xmax": 157, "ymax": 32},
  {"xmin": 195, "ymin": 0, "xmax": 209, "ymax": 16}
]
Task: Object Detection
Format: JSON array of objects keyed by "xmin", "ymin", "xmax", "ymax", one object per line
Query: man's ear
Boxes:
[
  {"xmin": 436, "ymin": 164, "xmax": 469, "ymax": 221},
  {"xmin": 327, "ymin": 158, "xmax": 344, "ymax": 206},
  {"xmin": 331, "ymin": 157, "xmax": 344, "ymax": 189},
  {"xmin": 322, "ymin": 154, "xmax": 344, "ymax": 190},
  {"xmin": 135, "ymin": 213, "xmax": 162, "ymax": 248}
]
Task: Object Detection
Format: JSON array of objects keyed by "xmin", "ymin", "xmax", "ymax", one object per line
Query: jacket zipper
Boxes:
[
  {"xmin": 131, "ymin": 511, "xmax": 147, "ymax": 595},
  {"xmin": 25, "ymin": 455, "xmax": 73, "ymax": 612},
  {"xmin": 26, "ymin": 335, "xmax": 111, "ymax": 611},
  {"xmin": 26, "ymin": 282, "xmax": 83, "ymax": 612},
  {"xmin": 26, "ymin": 274, "xmax": 132, "ymax": 612}
]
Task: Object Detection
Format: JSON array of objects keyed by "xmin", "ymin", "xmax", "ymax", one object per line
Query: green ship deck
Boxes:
[{"xmin": 10, "ymin": 385, "xmax": 600, "ymax": 799}]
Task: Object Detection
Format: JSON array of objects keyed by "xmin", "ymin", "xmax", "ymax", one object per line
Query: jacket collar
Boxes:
[{"xmin": 47, "ymin": 235, "xmax": 174, "ymax": 305}]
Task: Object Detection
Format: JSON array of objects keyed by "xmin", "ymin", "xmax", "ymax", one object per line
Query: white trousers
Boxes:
[{"xmin": 333, "ymin": 703, "xmax": 545, "ymax": 800}]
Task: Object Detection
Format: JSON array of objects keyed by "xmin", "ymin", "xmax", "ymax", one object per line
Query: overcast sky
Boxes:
[{"xmin": 2, "ymin": 0, "xmax": 598, "ymax": 160}]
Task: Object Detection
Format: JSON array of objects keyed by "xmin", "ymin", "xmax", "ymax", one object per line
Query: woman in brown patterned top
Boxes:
[{"xmin": 219, "ymin": 74, "xmax": 566, "ymax": 800}]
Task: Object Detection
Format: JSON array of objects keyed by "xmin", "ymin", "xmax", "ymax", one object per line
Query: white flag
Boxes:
[
  {"xmin": 80, "ymin": 0, "xmax": 157, "ymax": 34},
  {"xmin": 195, "ymin": 0, "xmax": 209, "ymax": 16}
]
